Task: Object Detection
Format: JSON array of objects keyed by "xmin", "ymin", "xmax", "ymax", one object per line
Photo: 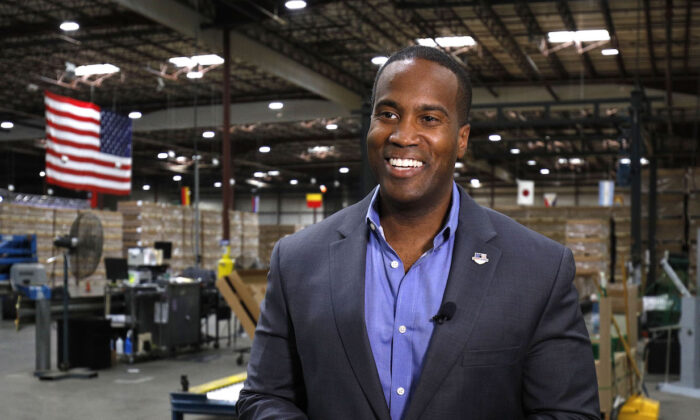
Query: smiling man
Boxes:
[{"xmin": 237, "ymin": 46, "xmax": 600, "ymax": 420}]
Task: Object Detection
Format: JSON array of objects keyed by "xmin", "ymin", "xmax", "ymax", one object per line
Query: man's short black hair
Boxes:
[{"xmin": 371, "ymin": 45, "xmax": 473, "ymax": 126}]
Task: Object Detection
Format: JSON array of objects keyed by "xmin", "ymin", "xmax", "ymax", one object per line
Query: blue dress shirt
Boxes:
[{"xmin": 364, "ymin": 182, "xmax": 460, "ymax": 420}]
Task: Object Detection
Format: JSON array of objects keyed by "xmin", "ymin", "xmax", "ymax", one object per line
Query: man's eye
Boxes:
[
  {"xmin": 422, "ymin": 115, "xmax": 440, "ymax": 123},
  {"xmin": 377, "ymin": 111, "xmax": 398, "ymax": 119}
]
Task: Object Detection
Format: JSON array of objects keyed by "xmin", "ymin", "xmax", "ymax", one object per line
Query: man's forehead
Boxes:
[{"xmin": 374, "ymin": 58, "xmax": 459, "ymax": 106}]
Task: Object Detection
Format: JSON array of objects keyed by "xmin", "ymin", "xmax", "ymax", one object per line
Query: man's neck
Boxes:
[{"xmin": 378, "ymin": 186, "xmax": 453, "ymax": 271}]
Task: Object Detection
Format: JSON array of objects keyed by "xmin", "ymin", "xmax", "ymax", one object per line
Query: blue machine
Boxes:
[{"xmin": 0, "ymin": 234, "xmax": 38, "ymax": 282}]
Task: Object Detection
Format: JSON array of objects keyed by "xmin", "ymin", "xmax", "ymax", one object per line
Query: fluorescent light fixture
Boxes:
[
  {"xmin": 371, "ymin": 56, "xmax": 388, "ymax": 66},
  {"xmin": 310, "ymin": 177, "xmax": 317, "ymax": 184},
  {"xmin": 510, "ymin": 148, "xmax": 520, "ymax": 155},
  {"xmin": 247, "ymin": 179, "xmax": 266, "ymax": 188},
  {"xmin": 470, "ymin": 178, "xmax": 481, "ymax": 188},
  {"xmin": 176, "ymin": 156, "xmax": 186, "ymax": 163},
  {"xmin": 142, "ymin": 185, "xmax": 151, "ymax": 191},
  {"xmin": 540, "ymin": 168, "xmax": 550, "ymax": 175},
  {"xmin": 558, "ymin": 158, "xmax": 568, "ymax": 164},
  {"xmin": 253, "ymin": 171, "xmax": 266, "ymax": 178},
  {"xmin": 339, "ymin": 167, "xmax": 349, "ymax": 174},
  {"xmin": 128, "ymin": 111, "xmax": 142, "ymax": 119},
  {"xmin": 334, "ymin": 180, "xmax": 341, "ymax": 188},
  {"xmin": 285, "ymin": 0, "xmax": 307, "ymax": 9},
  {"xmin": 168, "ymin": 150, "xmax": 176, "ymax": 158},
  {"xmin": 202, "ymin": 130, "xmax": 215, "ymax": 138},
  {"xmin": 230, "ymin": 178, "xmax": 235, "ymax": 186},
  {"xmin": 489, "ymin": 134, "xmax": 501, "ymax": 142},
  {"xmin": 8, "ymin": 184, "xmax": 15, "ymax": 192},
  {"xmin": 325, "ymin": 123, "xmax": 338, "ymax": 130},
  {"xmin": 455, "ymin": 162, "xmax": 464, "ymax": 169},
  {"xmin": 417, "ymin": 36, "xmax": 476, "ymax": 48},
  {"xmin": 169, "ymin": 57, "xmax": 196, "ymax": 67},
  {"xmin": 620, "ymin": 157, "xmax": 631, "ymax": 165},
  {"xmin": 47, "ymin": 188, "xmax": 53, "ymax": 195},
  {"xmin": 186, "ymin": 71, "xmax": 203, "ymax": 79},
  {"xmin": 60, "ymin": 21, "xmax": 80, "ymax": 31},
  {"xmin": 173, "ymin": 175, "xmax": 182, "ymax": 181},
  {"xmin": 641, "ymin": 157, "xmax": 649, "ymax": 165},
  {"xmin": 268, "ymin": 101, "xmax": 284, "ymax": 110},
  {"xmin": 308, "ymin": 146, "xmax": 332, "ymax": 154},
  {"xmin": 601, "ymin": 48, "xmax": 619, "ymax": 56},
  {"xmin": 212, "ymin": 157, "xmax": 219, "ymax": 166},
  {"xmin": 527, "ymin": 160, "xmax": 537, "ymax": 166},
  {"xmin": 259, "ymin": 145, "xmax": 271, "ymax": 153},
  {"xmin": 1, "ymin": 121, "xmax": 14, "ymax": 129},
  {"xmin": 74, "ymin": 63, "xmax": 120, "ymax": 76},
  {"xmin": 290, "ymin": 179, "xmax": 299, "ymax": 185},
  {"xmin": 39, "ymin": 171, "xmax": 46, "ymax": 177},
  {"xmin": 214, "ymin": 181, "xmax": 222, "ymax": 188},
  {"xmin": 268, "ymin": 170, "xmax": 280, "ymax": 176},
  {"xmin": 569, "ymin": 157, "xmax": 583, "ymax": 165},
  {"xmin": 547, "ymin": 30, "xmax": 610, "ymax": 43},
  {"xmin": 169, "ymin": 54, "xmax": 223, "ymax": 67}
]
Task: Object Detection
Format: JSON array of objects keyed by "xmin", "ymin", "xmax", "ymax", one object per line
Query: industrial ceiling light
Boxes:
[
  {"xmin": 259, "ymin": 145, "xmax": 271, "ymax": 153},
  {"xmin": 173, "ymin": 175, "xmax": 182, "ymax": 181},
  {"xmin": 268, "ymin": 101, "xmax": 284, "ymax": 110},
  {"xmin": 39, "ymin": 171, "xmax": 46, "ymax": 177},
  {"xmin": 214, "ymin": 181, "xmax": 222, "ymax": 188},
  {"xmin": 290, "ymin": 179, "xmax": 299, "ymax": 185},
  {"xmin": 128, "ymin": 111, "xmax": 142, "ymax": 119},
  {"xmin": 558, "ymin": 158, "xmax": 568, "ymax": 164},
  {"xmin": 285, "ymin": 1, "xmax": 307, "ymax": 10},
  {"xmin": 268, "ymin": 170, "xmax": 280, "ymax": 176},
  {"xmin": 47, "ymin": 188, "xmax": 54, "ymax": 195},
  {"xmin": 488, "ymin": 134, "xmax": 501, "ymax": 142},
  {"xmin": 339, "ymin": 167, "xmax": 349, "ymax": 174},
  {"xmin": 334, "ymin": 180, "xmax": 341, "ymax": 188},
  {"xmin": 455, "ymin": 162, "xmax": 464, "ymax": 169},
  {"xmin": 601, "ymin": 48, "xmax": 619, "ymax": 56},
  {"xmin": 168, "ymin": 150, "xmax": 176, "ymax": 158},
  {"xmin": 510, "ymin": 148, "xmax": 520, "ymax": 155},
  {"xmin": 157, "ymin": 152, "xmax": 168, "ymax": 159},
  {"xmin": 74, "ymin": 64, "xmax": 120, "ymax": 76},
  {"xmin": 202, "ymin": 130, "xmax": 215, "ymax": 138},
  {"xmin": 417, "ymin": 36, "xmax": 476, "ymax": 48},
  {"xmin": 253, "ymin": 171, "xmax": 266, "ymax": 178},
  {"xmin": 325, "ymin": 123, "xmax": 338, "ymax": 130},
  {"xmin": 60, "ymin": 21, "xmax": 80, "ymax": 31},
  {"xmin": 1, "ymin": 121, "xmax": 14, "ymax": 129},
  {"xmin": 142, "ymin": 185, "xmax": 151, "ymax": 191},
  {"xmin": 547, "ymin": 30, "xmax": 610, "ymax": 43},
  {"xmin": 527, "ymin": 160, "xmax": 537, "ymax": 166},
  {"xmin": 169, "ymin": 54, "xmax": 224, "ymax": 67},
  {"xmin": 212, "ymin": 157, "xmax": 219, "ymax": 166},
  {"xmin": 310, "ymin": 177, "xmax": 317, "ymax": 184},
  {"xmin": 470, "ymin": 178, "xmax": 481, "ymax": 188},
  {"xmin": 569, "ymin": 157, "xmax": 583, "ymax": 165},
  {"xmin": 320, "ymin": 185, "xmax": 327, "ymax": 193},
  {"xmin": 8, "ymin": 184, "xmax": 15, "ymax": 192},
  {"xmin": 640, "ymin": 157, "xmax": 649, "ymax": 165},
  {"xmin": 176, "ymin": 156, "xmax": 186, "ymax": 163},
  {"xmin": 540, "ymin": 168, "xmax": 550, "ymax": 175},
  {"xmin": 620, "ymin": 157, "xmax": 631, "ymax": 165},
  {"xmin": 371, "ymin": 56, "xmax": 388, "ymax": 66},
  {"xmin": 186, "ymin": 71, "xmax": 203, "ymax": 79}
]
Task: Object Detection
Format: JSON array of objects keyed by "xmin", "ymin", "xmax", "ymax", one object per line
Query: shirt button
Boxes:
[
  {"xmin": 369, "ymin": 223, "xmax": 376, "ymax": 231},
  {"xmin": 390, "ymin": 260, "xmax": 399, "ymax": 269},
  {"xmin": 398, "ymin": 325, "xmax": 407, "ymax": 334},
  {"xmin": 397, "ymin": 387, "xmax": 405, "ymax": 396}
]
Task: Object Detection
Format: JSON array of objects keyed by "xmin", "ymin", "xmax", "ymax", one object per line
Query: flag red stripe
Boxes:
[
  {"xmin": 45, "ymin": 105, "xmax": 100, "ymax": 126},
  {"xmin": 46, "ymin": 134, "xmax": 100, "ymax": 152},
  {"xmin": 46, "ymin": 177, "xmax": 130, "ymax": 196},
  {"xmin": 46, "ymin": 148, "xmax": 132, "ymax": 171},
  {"xmin": 45, "ymin": 161, "xmax": 130, "ymax": 183},
  {"xmin": 46, "ymin": 119, "xmax": 100, "ymax": 140},
  {"xmin": 45, "ymin": 90, "xmax": 100, "ymax": 112}
]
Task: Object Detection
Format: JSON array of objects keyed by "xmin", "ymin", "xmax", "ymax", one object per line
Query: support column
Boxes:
[
  {"xmin": 648, "ymin": 156, "xmax": 657, "ymax": 288},
  {"xmin": 222, "ymin": 28, "xmax": 232, "ymax": 242},
  {"xmin": 630, "ymin": 91, "xmax": 643, "ymax": 283}
]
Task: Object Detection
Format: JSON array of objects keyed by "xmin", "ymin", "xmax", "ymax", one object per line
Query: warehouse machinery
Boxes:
[{"xmin": 170, "ymin": 372, "xmax": 245, "ymax": 419}]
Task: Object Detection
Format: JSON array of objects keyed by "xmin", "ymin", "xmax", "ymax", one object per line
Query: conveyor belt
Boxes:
[{"xmin": 170, "ymin": 372, "xmax": 246, "ymax": 420}]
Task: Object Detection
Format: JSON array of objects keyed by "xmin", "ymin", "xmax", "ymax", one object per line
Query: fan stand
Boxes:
[{"xmin": 36, "ymin": 251, "xmax": 97, "ymax": 380}]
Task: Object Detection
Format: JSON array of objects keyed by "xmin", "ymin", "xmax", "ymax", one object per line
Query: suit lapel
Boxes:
[
  {"xmin": 403, "ymin": 188, "xmax": 502, "ymax": 420},
  {"xmin": 330, "ymin": 193, "xmax": 391, "ymax": 420}
]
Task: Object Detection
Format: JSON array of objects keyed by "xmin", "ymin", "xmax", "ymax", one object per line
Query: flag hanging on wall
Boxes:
[
  {"xmin": 44, "ymin": 91, "xmax": 132, "ymax": 195},
  {"xmin": 517, "ymin": 179, "xmax": 534, "ymax": 206}
]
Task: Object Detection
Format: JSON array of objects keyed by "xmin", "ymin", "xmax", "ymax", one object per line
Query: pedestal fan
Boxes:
[{"xmin": 37, "ymin": 212, "xmax": 103, "ymax": 380}]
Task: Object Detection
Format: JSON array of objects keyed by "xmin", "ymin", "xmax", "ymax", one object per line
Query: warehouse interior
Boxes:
[{"xmin": 0, "ymin": 0, "xmax": 699, "ymax": 418}]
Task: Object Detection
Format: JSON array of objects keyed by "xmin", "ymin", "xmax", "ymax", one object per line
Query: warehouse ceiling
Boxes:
[{"xmin": 1, "ymin": 0, "xmax": 699, "ymax": 200}]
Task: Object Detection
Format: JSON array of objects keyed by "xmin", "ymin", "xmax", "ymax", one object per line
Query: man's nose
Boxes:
[{"xmin": 388, "ymin": 120, "xmax": 419, "ymax": 147}]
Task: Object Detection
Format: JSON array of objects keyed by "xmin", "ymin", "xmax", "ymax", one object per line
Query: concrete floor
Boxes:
[{"xmin": 1, "ymin": 319, "xmax": 699, "ymax": 419}]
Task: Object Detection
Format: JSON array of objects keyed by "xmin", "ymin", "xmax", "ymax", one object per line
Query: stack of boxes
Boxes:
[
  {"xmin": 258, "ymin": 224, "xmax": 304, "ymax": 265},
  {"xmin": 241, "ymin": 212, "xmax": 260, "ymax": 265},
  {"xmin": 200, "ymin": 209, "xmax": 223, "ymax": 270},
  {"xmin": 566, "ymin": 218, "xmax": 611, "ymax": 298},
  {"xmin": 228, "ymin": 210, "xmax": 243, "ymax": 258},
  {"xmin": 642, "ymin": 168, "xmax": 686, "ymax": 269}
]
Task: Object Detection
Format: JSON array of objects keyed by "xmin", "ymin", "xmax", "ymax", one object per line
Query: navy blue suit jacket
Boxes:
[{"xmin": 237, "ymin": 187, "xmax": 600, "ymax": 419}]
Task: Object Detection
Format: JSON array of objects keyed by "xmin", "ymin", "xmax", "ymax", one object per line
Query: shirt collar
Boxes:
[{"xmin": 365, "ymin": 182, "xmax": 461, "ymax": 248}]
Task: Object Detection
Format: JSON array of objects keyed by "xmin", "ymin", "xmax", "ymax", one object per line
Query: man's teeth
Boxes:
[{"xmin": 389, "ymin": 158, "xmax": 424, "ymax": 168}]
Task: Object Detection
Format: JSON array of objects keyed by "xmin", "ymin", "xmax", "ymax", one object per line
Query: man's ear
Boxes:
[{"xmin": 457, "ymin": 124, "xmax": 470, "ymax": 159}]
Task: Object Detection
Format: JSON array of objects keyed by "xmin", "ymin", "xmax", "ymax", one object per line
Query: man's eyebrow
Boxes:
[
  {"xmin": 418, "ymin": 104, "xmax": 449, "ymax": 116},
  {"xmin": 374, "ymin": 99, "xmax": 399, "ymax": 110}
]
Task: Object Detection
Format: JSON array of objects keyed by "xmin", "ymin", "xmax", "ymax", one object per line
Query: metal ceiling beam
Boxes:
[
  {"xmin": 599, "ymin": 0, "xmax": 627, "ymax": 77},
  {"xmin": 556, "ymin": 0, "xmax": 597, "ymax": 77},
  {"xmin": 112, "ymin": 0, "xmax": 363, "ymax": 110},
  {"xmin": 683, "ymin": 0, "xmax": 692, "ymax": 73},
  {"xmin": 473, "ymin": 1, "xmax": 559, "ymax": 101},
  {"xmin": 643, "ymin": 0, "xmax": 660, "ymax": 76},
  {"xmin": 513, "ymin": 0, "xmax": 568, "ymax": 79}
]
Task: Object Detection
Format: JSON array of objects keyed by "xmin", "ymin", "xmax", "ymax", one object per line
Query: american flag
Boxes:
[{"xmin": 44, "ymin": 91, "xmax": 132, "ymax": 195}]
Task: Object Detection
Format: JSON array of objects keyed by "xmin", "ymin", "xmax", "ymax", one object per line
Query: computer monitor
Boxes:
[
  {"xmin": 105, "ymin": 258, "xmax": 129, "ymax": 281},
  {"xmin": 154, "ymin": 241, "xmax": 172, "ymax": 259}
]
